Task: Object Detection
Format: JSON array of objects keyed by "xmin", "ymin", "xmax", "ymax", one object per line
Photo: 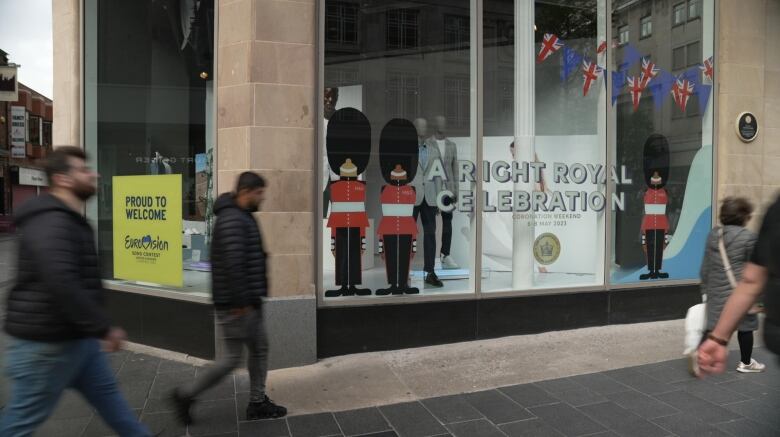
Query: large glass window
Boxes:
[
  {"xmin": 609, "ymin": 0, "xmax": 714, "ymax": 284},
  {"xmin": 319, "ymin": 0, "xmax": 716, "ymax": 303},
  {"xmin": 322, "ymin": 0, "xmax": 476, "ymax": 300},
  {"xmin": 85, "ymin": 0, "xmax": 215, "ymax": 298},
  {"xmin": 481, "ymin": 0, "xmax": 607, "ymax": 293}
]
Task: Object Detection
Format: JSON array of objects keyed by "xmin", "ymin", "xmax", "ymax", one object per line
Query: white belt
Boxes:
[
  {"xmin": 382, "ymin": 204, "xmax": 414, "ymax": 216},
  {"xmin": 331, "ymin": 202, "xmax": 365, "ymax": 213},
  {"xmin": 645, "ymin": 204, "xmax": 666, "ymax": 215}
]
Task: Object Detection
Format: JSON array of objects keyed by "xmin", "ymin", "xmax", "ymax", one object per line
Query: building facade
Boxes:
[
  {"xmin": 52, "ymin": 0, "xmax": 780, "ymax": 368},
  {"xmin": 1, "ymin": 48, "xmax": 53, "ymax": 229}
]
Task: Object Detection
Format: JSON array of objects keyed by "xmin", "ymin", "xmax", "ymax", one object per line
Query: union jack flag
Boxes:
[
  {"xmin": 699, "ymin": 56, "xmax": 714, "ymax": 82},
  {"xmin": 671, "ymin": 78, "xmax": 695, "ymax": 112},
  {"xmin": 537, "ymin": 33, "xmax": 564, "ymax": 63},
  {"xmin": 639, "ymin": 58, "xmax": 660, "ymax": 88},
  {"xmin": 627, "ymin": 76, "xmax": 645, "ymax": 112},
  {"xmin": 582, "ymin": 60, "xmax": 603, "ymax": 97}
]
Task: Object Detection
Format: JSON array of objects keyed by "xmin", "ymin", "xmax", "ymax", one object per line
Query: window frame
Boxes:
[
  {"xmin": 640, "ymin": 15, "xmax": 652, "ymax": 39},
  {"xmin": 673, "ymin": 3, "xmax": 686, "ymax": 26}
]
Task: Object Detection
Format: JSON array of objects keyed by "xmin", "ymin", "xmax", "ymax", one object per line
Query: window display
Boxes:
[
  {"xmin": 84, "ymin": 0, "xmax": 215, "ymax": 297},
  {"xmin": 481, "ymin": 0, "xmax": 607, "ymax": 293},
  {"xmin": 609, "ymin": 0, "xmax": 714, "ymax": 284},
  {"xmin": 322, "ymin": 0, "xmax": 476, "ymax": 299},
  {"xmin": 319, "ymin": 0, "xmax": 716, "ymax": 303}
]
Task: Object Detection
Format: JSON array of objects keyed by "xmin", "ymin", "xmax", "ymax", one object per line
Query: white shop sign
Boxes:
[{"xmin": 18, "ymin": 167, "xmax": 47, "ymax": 187}]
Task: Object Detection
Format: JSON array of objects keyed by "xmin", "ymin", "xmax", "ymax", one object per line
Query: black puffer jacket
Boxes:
[
  {"xmin": 4, "ymin": 194, "xmax": 111, "ymax": 341},
  {"xmin": 211, "ymin": 193, "xmax": 267, "ymax": 309}
]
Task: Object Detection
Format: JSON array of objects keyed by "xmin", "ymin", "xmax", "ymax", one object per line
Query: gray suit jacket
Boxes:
[{"xmin": 411, "ymin": 137, "xmax": 459, "ymax": 206}]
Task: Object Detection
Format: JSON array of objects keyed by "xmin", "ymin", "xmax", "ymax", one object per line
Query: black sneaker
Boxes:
[
  {"xmin": 169, "ymin": 389, "xmax": 194, "ymax": 426},
  {"xmin": 424, "ymin": 272, "xmax": 443, "ymax": 288},
  {"xmin": 246, "ymin": 395, "xmax": 288, "ymax": 420}
]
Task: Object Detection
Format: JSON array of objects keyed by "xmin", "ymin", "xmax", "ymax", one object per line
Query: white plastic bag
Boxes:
[{"xmin": 683, "ymin": 303, "xmax": 706, "ymax": 355}]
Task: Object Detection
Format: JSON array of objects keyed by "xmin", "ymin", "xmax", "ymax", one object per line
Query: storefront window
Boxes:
[
  {"xmin": 482, "ymin": 0, "xmax": 607, "ymax": 293},
  {"xmin": 609, "ymin": 0, "xmax": 714, "ymax": 284},
  {"xmin": 322, "ymin": 0, "xmax": 476, "ymax": 300},
  {"xmin": 84, "ymin": 0, "xmax": 215, "ymax": 297},
  {"xmin": 319, "ymin": 0, "xmax": 716, "ymax": 302}
]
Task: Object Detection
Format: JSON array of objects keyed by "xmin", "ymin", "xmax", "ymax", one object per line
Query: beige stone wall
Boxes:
[
  {"xmin": 717, "ymin": 0, "xmax": 780, "ymax": 228},
  {"xmin": 217, "ymin": 0, "xmax": 316, "ymax": 298},
  {"xmin": 51, "ymin": 0, "xmax": 81, "ymax": 147}
]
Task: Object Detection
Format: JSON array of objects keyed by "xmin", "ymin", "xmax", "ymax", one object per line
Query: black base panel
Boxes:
[
  {"xmin": 105, "ymin": 289, "xmax": 215, "ymax": 359},
  {"xmin": 317, "ymin": 284, "xmax": 700, "ymax": 358}
]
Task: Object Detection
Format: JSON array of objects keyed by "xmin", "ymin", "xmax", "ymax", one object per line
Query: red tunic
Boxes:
[
  {"xmin": 377, "ymin": 184, "xmax": 417, "ymax": 237},
  {"xmin": 641, "ymin": 187, "xmax": 669, "ymax": 232},
  {"xmin": 327, "ymin": 180, "xmax": 369, "ymax": 237}
]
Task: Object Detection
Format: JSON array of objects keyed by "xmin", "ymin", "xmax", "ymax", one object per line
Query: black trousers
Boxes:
[
  {"xmin": 441, "ymin": 211, "xmax": 453, "ymax": 256},
  {"xmin": 383, "ymin": 235, "xmax": 412, "ymax": 287},
  {"xmin": 701, "ymin": 330, "xmax": 754, "ymax": 365},
  {"xmin": 335, "ymin": 227, "xmax": 362, "ymax": 286},
  {"xmin": 645, "ymin": 230, "xmax": 665, "ymax": 272},
  {"xmin": 413, "ymin": 200, "xmax": 437, "ymax": 273}
]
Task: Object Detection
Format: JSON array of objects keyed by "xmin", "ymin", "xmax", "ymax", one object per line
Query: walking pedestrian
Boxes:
[
  {"xmin": 0, "ymin": 147, "xmax": 151, "ymax": 436},
  {"xmin": 170, "ymin": 172, "xmax": 286, "ymax": 425},
  {"xmin": 699, "ymin": 194, "xmax": 780, "ymax": 375},
  {"xmin": 699, "ymin": 197, "xmax": 765, "ymax": 373}
]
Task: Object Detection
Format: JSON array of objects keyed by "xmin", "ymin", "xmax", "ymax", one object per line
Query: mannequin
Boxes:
[
  {"xmin": 430, "ymin": 115, "xmax": 460, "ymax": 270},
  {"xmin": 377, "ymin": 119, "xmax": 420, "ymax": 295},
  {"xmin": 410, "ymin": 118, "xmax": 443, "ymax": 288}
]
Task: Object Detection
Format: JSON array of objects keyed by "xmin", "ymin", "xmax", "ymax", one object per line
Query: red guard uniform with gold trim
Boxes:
[
  {"xmin": 327, "ymin": 179, "xmax": 369, "ymax": 286},
  {"xmin": 641, "ymin": 187, "xmax": 669, "ymax": 277},
  {"xmin": 378, "ymin": 184, "xmax": 417, "ymax": 288}
]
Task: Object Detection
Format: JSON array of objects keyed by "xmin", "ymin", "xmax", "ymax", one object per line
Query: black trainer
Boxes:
[
  {"xmin": 246, "ymin": 395, "xmax": 288, "ymax": 420},
  {"xmin": 169, "ymin": 389, "xmax": 194, "ymax": 426},
  {"xmin": 424, "ymin": 271, "xmax": 443, "ymax": 288}
]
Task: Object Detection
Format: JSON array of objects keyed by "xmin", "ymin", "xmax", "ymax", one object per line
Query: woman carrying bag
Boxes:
[{"xmin": 699, "ymin": 197, "xmax": 765, "ymax": 373}]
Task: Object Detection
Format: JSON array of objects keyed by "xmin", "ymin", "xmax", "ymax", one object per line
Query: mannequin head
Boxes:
[
  {"xmin": 433, "ymin": 115, "xmax": 447, "ymax": 139},
  {"xmin": 413, "ymin": 118, "xmax": 428, "ymax": 141},
  {"xmin": 324, "ymin": 87, "xmax": 339, "ymax": 120}
]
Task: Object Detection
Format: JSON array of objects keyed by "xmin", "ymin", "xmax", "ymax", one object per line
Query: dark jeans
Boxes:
[
  {"xmin": 413, "ymin": 200, "xmax": 437, "ymax": 273},
  {"xmin": 0, "ymin": 338, "xmax": 151, "ymax": 437},
  {"xmin": 441, "ymin": 211, "xmax": 453, "ymax": 256},
  {"xmin": 182, "ymin": 308, "xmax": 269, "ymax": 403}
]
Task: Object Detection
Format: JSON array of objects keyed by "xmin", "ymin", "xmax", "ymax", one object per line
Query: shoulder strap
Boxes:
[{"xmin": 718, "ymin": 226, "xmax": 738, "ymax": 288}]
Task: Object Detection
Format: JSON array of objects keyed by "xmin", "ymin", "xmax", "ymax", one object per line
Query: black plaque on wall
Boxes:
[{"xmin": 736, "ymin": 112, "xmax": 758, "ymax": 143}]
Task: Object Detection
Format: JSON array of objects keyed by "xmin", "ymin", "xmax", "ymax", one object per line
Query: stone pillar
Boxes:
[
  {"xmin": 51, "ymin": 0, "xmax": 81, "ymax": 146},
  {"xmin": 217, "ymin": 0, "xmax": 317, "ymax": 367},
  {"xmin": 716, "ymin": 0, "xmax": 780, "ymax": 227}
]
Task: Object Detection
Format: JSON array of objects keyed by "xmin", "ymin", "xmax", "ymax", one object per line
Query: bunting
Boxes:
[
  {"xmin": 561, "ymin": 47, "xmax": 584, "ymax": 82},
  {"xmin": 639, "ymin": 57, "xmax": 659, "ymax": 88},
  {"xmin": 671, "ymin": 78, "xmax": 695, "ymax": 112},
  {"xmin": 699, "ymin": 56, "xmax": 714, "ymax": 82},
  {"xmin": 582, "ymin": 60, "xmax": 604, "ymax": 96},
  {"xmin": 534, "ymin": 38, "xmax": 714, "ymax": 116},
  {"xmin": 537, "ymin": 34, "xmax": 564, "ymax": 63},
  {"xmin": 627, "ymin": 76, "xmax": 645, "ymax": 112}
]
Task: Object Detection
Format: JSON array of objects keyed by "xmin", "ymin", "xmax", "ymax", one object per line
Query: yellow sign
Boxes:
[
  {"xmin": 113, "ymin": 175, "xmax": 182, "ymax": 287},
  {"xmin": 533, "ymin": 233, "xmax": 561, "ymax": 266}
]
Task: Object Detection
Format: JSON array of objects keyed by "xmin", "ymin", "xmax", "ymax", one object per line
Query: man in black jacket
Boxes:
[
  {"xmin": 171, "ymin": 172, "xmax": 286, "ymax": 424},
  {"xmin": 0, "ymin": 147, "xmax": 151, "ymax": 436}
]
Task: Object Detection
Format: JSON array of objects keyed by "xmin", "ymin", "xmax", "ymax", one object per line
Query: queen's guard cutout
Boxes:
[
  {"xmin": 325, "ymin": 108, "xmax": 372, "ymax": 297},
  {"xmin": 377, "ymin": 119, "xmax": 420, "ymax": 295},
  {"xmin": 640, "ymin": 134, "xmax": 672, "ymax": 280}
]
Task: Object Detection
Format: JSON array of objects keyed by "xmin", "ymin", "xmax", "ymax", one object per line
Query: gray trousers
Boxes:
[{"xmin": 182, "ymin": 308, "xmax": 268, "ymax": 402}]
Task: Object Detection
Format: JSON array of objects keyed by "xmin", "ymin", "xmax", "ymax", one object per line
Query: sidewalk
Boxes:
[{"xmin": 0, "ymin": 317, "xmax": 777, "ymax": 436}]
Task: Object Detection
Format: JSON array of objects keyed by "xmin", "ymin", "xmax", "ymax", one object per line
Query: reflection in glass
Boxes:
[
  {"xmin": 322, "ymin": 0, "xmax": 475, "ymax": 299},
  {"xmin": 610, "ymin": 0, "xmax": 714, "ymax": 284},
  {"xmin": 84, "ymin": 0, "xmax": 215, "ymax": 296}
]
